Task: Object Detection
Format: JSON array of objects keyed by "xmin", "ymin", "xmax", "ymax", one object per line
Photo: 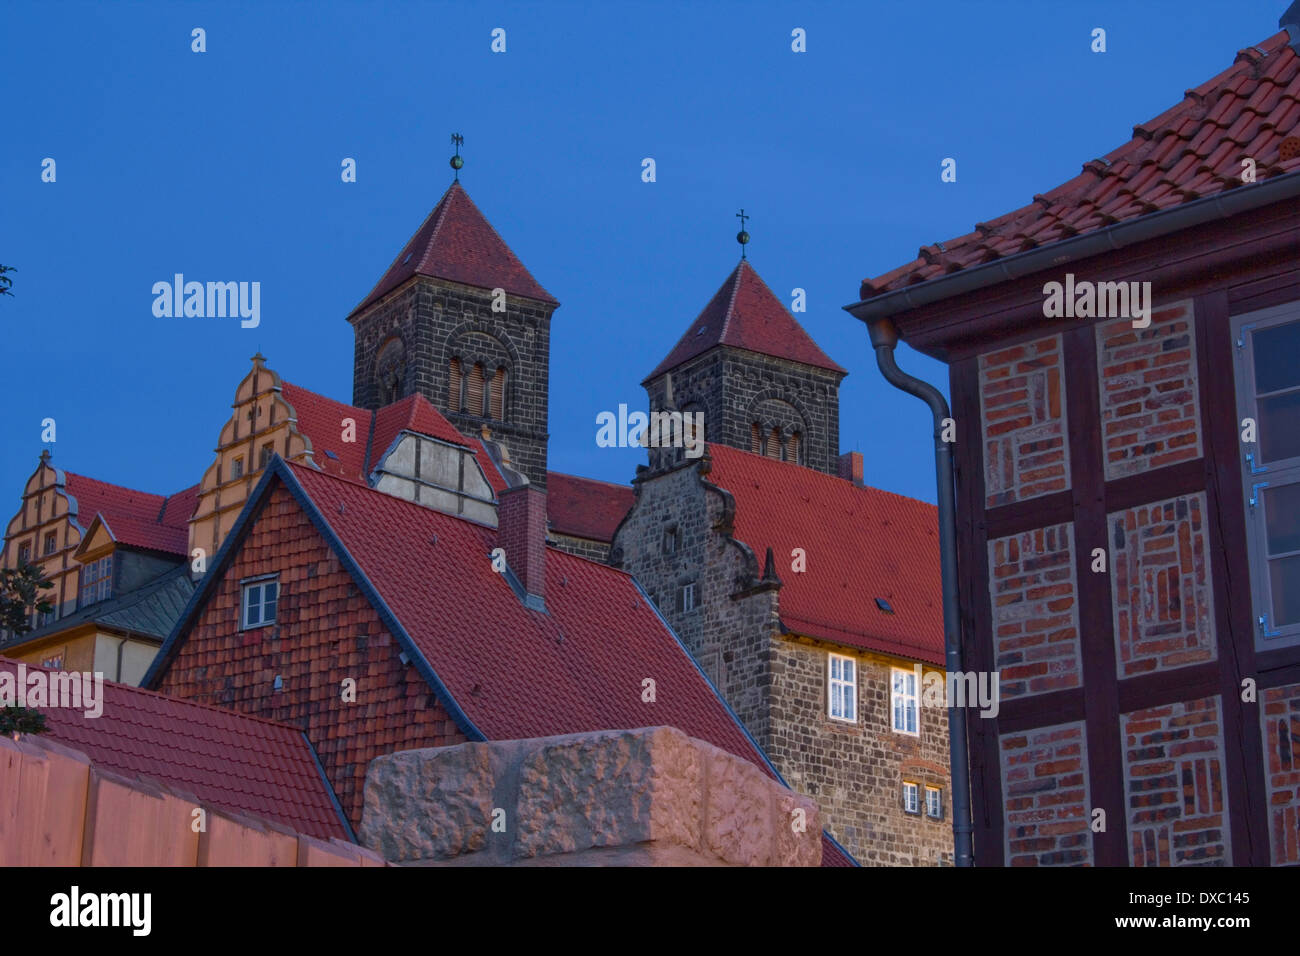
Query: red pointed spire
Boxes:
[
  {"xmin": 349, "ymin": 183, "xmax": 557, "ymax": 318},
  {"xmin": 644, "ymin": 260, "xmax": 845, "ymax": 382}
]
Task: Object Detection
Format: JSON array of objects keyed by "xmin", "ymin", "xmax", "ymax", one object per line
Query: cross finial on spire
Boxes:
[
  {"xmin": 735, "ymin": 209, "xmax": 750, "ymax": 260},
  {"xmin": 450, "ymin": 133, "xmax": 465, "ymax": 183}
]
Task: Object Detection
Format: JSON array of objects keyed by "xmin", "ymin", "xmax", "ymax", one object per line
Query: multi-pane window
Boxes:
[
  {"xmin": 241, "ymin": 577, "xmax": 279, "ymax": 629},
  {"xmin": 1233, "ymin": 305, "xmax": 1300, "ymax": 649},
  {"xmin": 231, "ymin": 456, "xmax": 244, "ymax": 480},
  {"xmin": 80, "ymin": 556, "xmax": 113, "ymax": 607},
  {"xmin": 44, "ymin": 532, "xmax": 57, "ymax": 555},
  {"xmin": 926, "ymin": 786, "xmax": 943, "ymax": 819},
  {"xmin": 259, "ymin": 442, "xmax": 274, "ymax": 469},
  {"xmin": 902, "ymin": 781, "xmax": 920, "ymax": 815},
  {"xmin": 828, "ymin": 653, "xmax": 856, "ymax": 722},
  {"xmin": 17, "ymin": 541, "xmax": 31, "ymax": 564},
  {"xmin": 681, "ymin": 581, "xmax": 697, "ymax": 612},
  {"xmin": 891, "ymin": 667, "xmax": 919, "ymax": 735}
]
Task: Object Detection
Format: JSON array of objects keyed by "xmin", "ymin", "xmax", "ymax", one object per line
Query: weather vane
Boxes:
[
  {"xmin": 736, "ymin": 208, "xmax": 750, "ymax": 260},
  {"xmin": 450, "ymin": 133, "xmax": 465, "ymax": 183}
]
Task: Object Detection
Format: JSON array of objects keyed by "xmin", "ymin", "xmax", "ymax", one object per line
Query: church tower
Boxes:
[
  {"xmin": 347, "ymin": 164, "xmax": 558, "ymax": 489},
  {"xmin": 643, "ymin": 258, "xmax": 846, "ymax": 475}
]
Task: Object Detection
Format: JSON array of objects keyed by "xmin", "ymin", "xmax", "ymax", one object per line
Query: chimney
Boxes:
[
  {"xmin": 1283, "ymin": 2, "xmax": 1300, "ymax": 51},
  {"xmin": 838, "ymin": 451, "xmax": 864, "ymax": 487},
  {"xmin": 497, "ymin": 484, "xmax": 547, "ymax": 609}
]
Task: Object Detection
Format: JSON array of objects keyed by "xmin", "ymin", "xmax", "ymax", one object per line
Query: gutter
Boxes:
[
  {"xmin": 863, "ymin": 319, "xmax": 974, "ymax": 868},
  {"xmin": 843, "ymin": 170, "xmax": 1300, "ymax": 322}
]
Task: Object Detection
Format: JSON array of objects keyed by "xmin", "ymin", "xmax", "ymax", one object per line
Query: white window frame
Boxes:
[
  {"xmin": 891, "ymin": 666, "xmax": 919, "ymax": 735},
  {"xmin": 80, "ymin": 555, "xmax": 112, "ymax": 608},
  {"xmin": 902, "ymin": 781, "xmax": 920, "ymax": 815},
  {"xmin": 926, "ymin": 786, "xmax": 943, "ymax": 819},
  {"xmin": 241, "ymin": 575, "xmax": 279, "ymax": 630},
  {"xmin": 827, "ymin": 653, "xmax": 857, "ymax": 723},
  {"xmin": 1232, "ymin": 303, "xmax": 1300, "ymax": 651}
]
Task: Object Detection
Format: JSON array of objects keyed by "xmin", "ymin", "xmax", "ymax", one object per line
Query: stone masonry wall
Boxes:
[
  {"xmin": 351, "ymin": 277, "xmax": 554, "ymax": 488},
  {"xmin": 765, "ymin": 640, "xmax": 953, "ymax": 866},
  {"xmin": 610, "ymin": 460, "xmax": 778, "ymax": 743},
  {"xmin": 154, "ymin": 483, "xmax": 467, "ymax": 825},
  {"xmin": 644, "ymin": 347, "xmax": 842, "ymax": 476}
]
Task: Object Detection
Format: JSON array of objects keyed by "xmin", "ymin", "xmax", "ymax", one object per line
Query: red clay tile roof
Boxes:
[
  {"xmin": 281, "ymin": 382, "xmax": 373, "ymax": 482},
  {"xmin": 705, "ymin": 445, "xmax": 943, "ymax": 666},
  {"xmin": 369, "ymin": 393, "xmax": 471, "ymax": 474},
  {"xmin": 63, "ymin": 473, "xmax": 189, "ymax": 557},
  {"xmin": 349, "ymin": 183, "xmax": 557, "ymax": 316},
  {"xmin": 861, "ymin": 32, "xmax": 1300, "ymax": 298},
  {"xmin": 469, "ymin": 438, "xmax": 510, "ymax": 494},
  {"xmin": 647, "ymin": 261, "xmax": 846, "ymax": 381},
  {"xmin": 1, "ymin": 657, "xmax": 348, "ymax": 841},
  {"xmin": 546, "ymin": 472, "xmax": 634, "ymax": 543}
]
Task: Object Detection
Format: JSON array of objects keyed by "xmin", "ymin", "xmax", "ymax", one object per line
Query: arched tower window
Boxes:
[
  {"xmin": 375, "ymin": 337, "xmax": 407, "ymax": 406},
  {"xmin": 467, "ymin": 363, "xmax": 486, "ymax": 417},
  {"xmin": 785, "ymin": 431, "xmax": 801, "ymax": 464},
  {"xmin": 448, "ymin": 358, "xmax": 463, "ymax": 411},
  {"xmin": 751, "ymin": 423, "xmax": 762, "ymax": 455},
  {"xmin": 489, "ymin": 366, "xmax": 506, "ymax": 421},
  {"xmin": 766, "ymin": 427, "xmax": 782, "ymax": 460}
]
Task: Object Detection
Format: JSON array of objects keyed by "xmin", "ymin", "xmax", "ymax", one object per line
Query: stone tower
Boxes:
[
  {"xmin": 642, "ymin": 260, "xmax": 846, "ymax": 475},
  {"xmin": 347, "ymin": 183, "xmax": 558, "ymax": 488}
]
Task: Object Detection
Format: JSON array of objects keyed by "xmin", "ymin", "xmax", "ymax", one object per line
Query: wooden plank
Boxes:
[{"xmin": 1062, "ymin": 321, "xmax": 1127, "ymax": 866}]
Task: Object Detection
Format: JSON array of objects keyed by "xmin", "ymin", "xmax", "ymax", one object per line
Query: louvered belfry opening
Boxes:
[
  {"xmin": 448, "ymin": 357, "xmax": 462, "ymax": 411},
  {"xmin": 489, "ymin": 367, "xmax": 506, "ymax": 420}
]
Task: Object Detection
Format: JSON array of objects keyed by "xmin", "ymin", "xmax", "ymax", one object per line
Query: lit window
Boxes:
[
  {"xmin": 926, "ymin": 786, "xmax": 943, "ymax": 819},
  {"xmin": 681, "ymin": 582, "xmax": 696, "ymax": 612},
  {"xmin": 1233, "ymin": 305, "xmax": 1300, "ymax": 649},
  {"xmin": 902, "ymin": 781, "xmax": 920, "ymax": 815},
  {"xmin": 241, "ymin": 577, "xmax": 279, "ymax": 629},
  {"xmin": 80, "ymin": 555, "xmax": 113, "ymax": 607},
  {"xmin": 891, "ymin": 667, "xmax": 919, "ymax": 735},
  {"xmin": 828, "ymin": 653, "xmax": 857, "ymax": 722},
  {"xmin": 44, "ymin": 532, "xmax": 57, "ymax": 555}
]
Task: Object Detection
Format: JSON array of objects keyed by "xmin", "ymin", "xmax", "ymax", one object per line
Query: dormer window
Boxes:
[{"xmin": 80, "ymin": 555, "xmax": 113, "ymax": 608}]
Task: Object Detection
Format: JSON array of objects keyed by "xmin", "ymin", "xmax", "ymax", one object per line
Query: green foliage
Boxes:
[
  {"xmin": 0, "ymin": 706, "xmax": 47, "ymax": 736},
  {"xmin": 0, "ymin": 560, "xmax": 55, "ymax": 638}
]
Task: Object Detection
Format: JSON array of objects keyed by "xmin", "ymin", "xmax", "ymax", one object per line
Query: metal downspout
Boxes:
[{"xmin": 867, "ymin": 316, "xmax": 974, "ymax": 868}]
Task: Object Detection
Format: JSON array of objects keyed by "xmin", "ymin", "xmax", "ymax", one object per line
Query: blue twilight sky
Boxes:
[{"xmin": 0, "ymin": 1, "xmax": 1285, "ymax": 510}]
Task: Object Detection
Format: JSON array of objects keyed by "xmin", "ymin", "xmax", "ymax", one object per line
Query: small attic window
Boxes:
[
  {"xmin": 875, "ymin": 597, "xmax": 894, "ymax": 613},
  {"xmin": 402, "ymin": 252, "xmax": 414, "ymax": 264},
  {"xmin": 324, "ymin": 450, "xmax": 339, "ymax": 460},
  {"xmin": 695, "ymin": 325, "xmax": 707, "ymax": 336}
]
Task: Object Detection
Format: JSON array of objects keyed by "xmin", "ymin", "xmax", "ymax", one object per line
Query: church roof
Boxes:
[
  {"xmin": 1, "ymin": 656, "xmax": 350, "ymax": 841},
  {"xmin": 348, "ymin": 183, "xmax": 557, "ymax": 317},
  {"xmin": 546, "ymin": 472, "xmax": 634, "ymax": 543},
  {"xmin": 705, "ymin": 444, "xmax": 944, "ymax": 666},
  {"xmin": 645, "ymin": 261, "xmax": 846, "ymax": 382}
]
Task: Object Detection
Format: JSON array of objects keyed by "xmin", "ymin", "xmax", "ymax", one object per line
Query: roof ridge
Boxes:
[
  {"xmin": 415, "ymin": 183, "xmax": 459, "ymax": 276},
  {"xmin": 716, "ymin": 261, "xmax": 747, "ymax": 343}
]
